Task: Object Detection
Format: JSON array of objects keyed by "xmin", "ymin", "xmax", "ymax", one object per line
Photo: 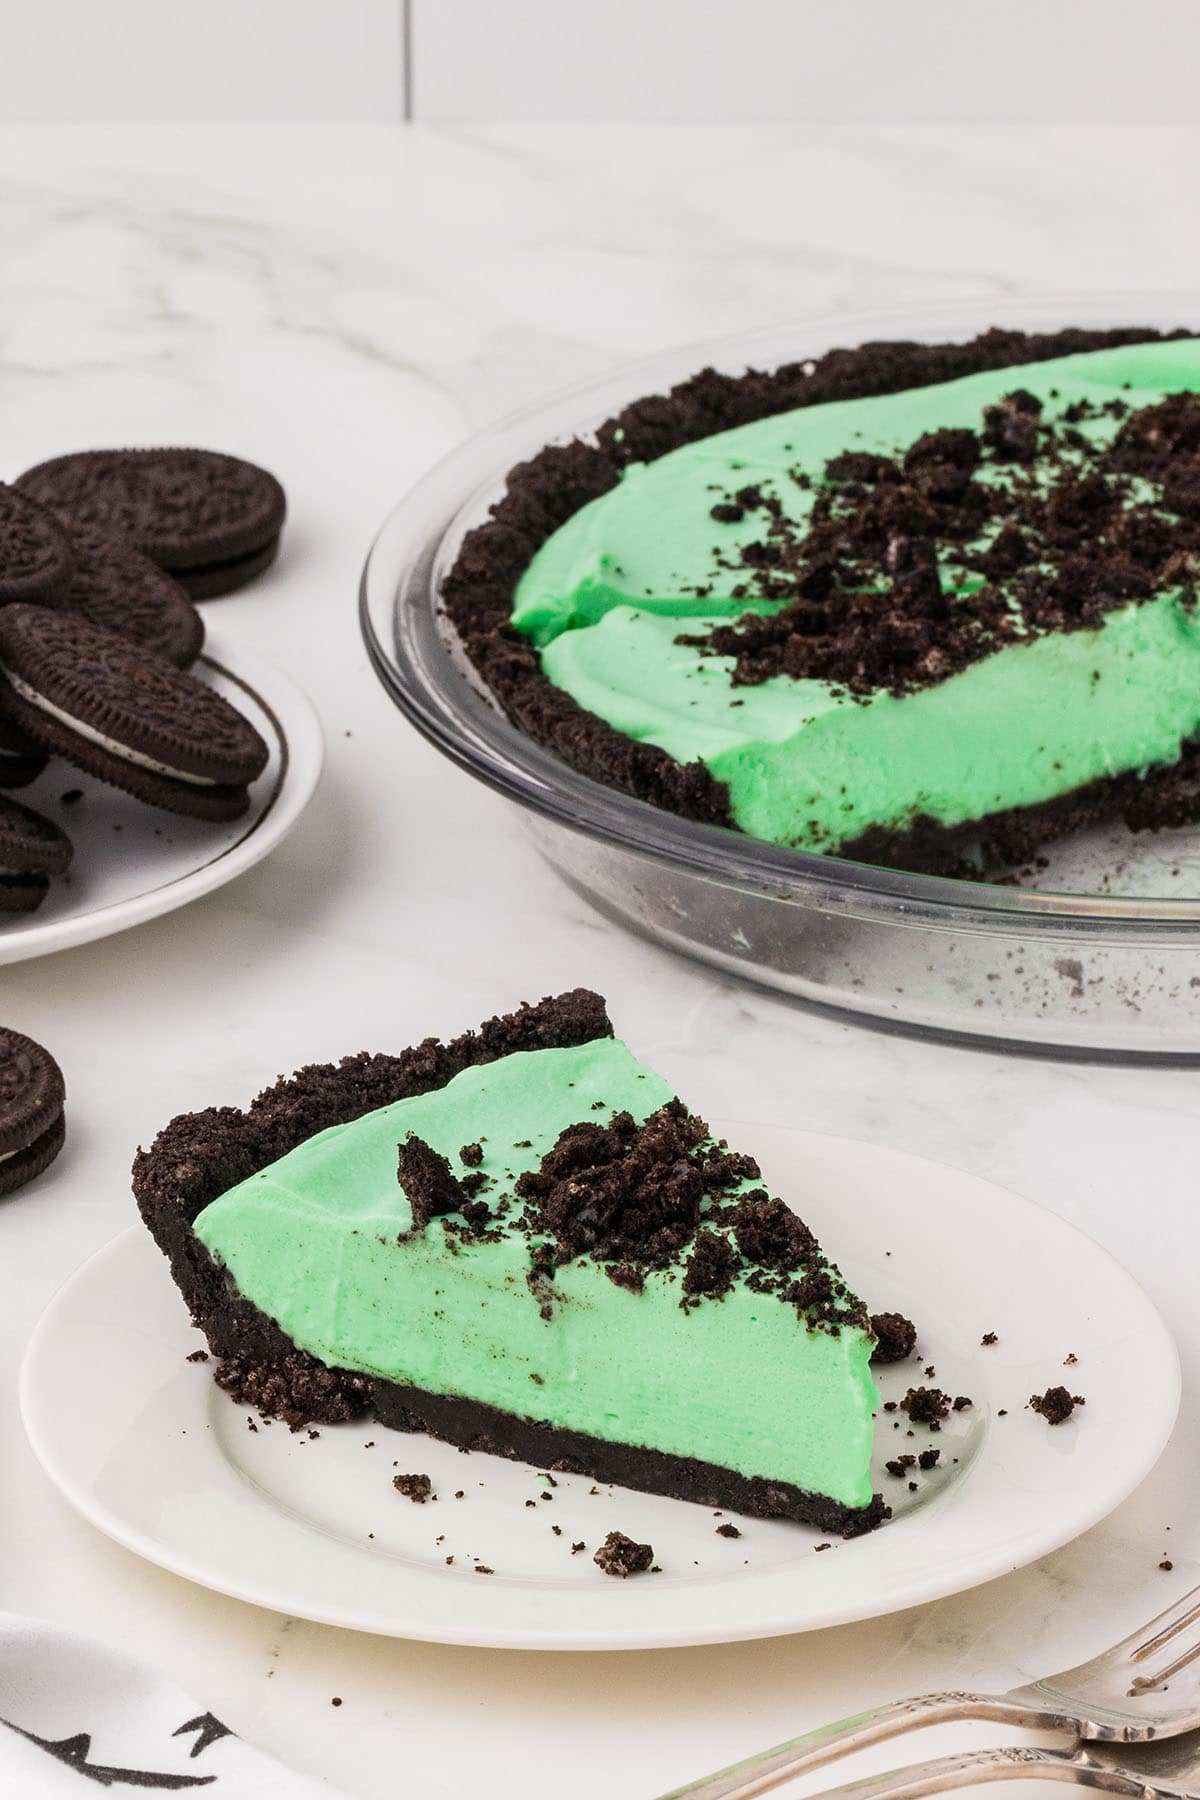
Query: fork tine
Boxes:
[
  {"xmin": 1113, "ymin": 1588, "xmax": 1200, "ymax": 1696},
  {"xmin": 1130, "ymin": 1592, "xmax": 1200, "ymax": 1665},
  {"xmin": 1129, "ymin": 1634, "xmax": 1200, "ymax": 1698},
  {"xmin": 1129, "ymin": 1634, "xmax": 1200, "ymax": 1699}
]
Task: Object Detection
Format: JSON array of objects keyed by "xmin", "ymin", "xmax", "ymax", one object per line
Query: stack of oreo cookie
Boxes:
[
  {"xmin": 17, "ymin": 447, "xmax": 286, "ymax": 603},
  {"xmin": 0, "ymin": 447, "xmax": 285, "ymax": 912}
]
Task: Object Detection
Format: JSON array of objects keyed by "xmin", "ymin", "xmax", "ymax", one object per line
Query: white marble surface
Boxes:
[{"xmin": 1, "ymin": 125, "xmax": 1198, "ymax": 1799}]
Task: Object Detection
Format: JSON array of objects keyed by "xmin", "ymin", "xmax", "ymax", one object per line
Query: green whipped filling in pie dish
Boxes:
[
  {"xmin": 453, "ymin": 334, "xmax": 1200, "ymax": 873},
  {"xmin": 136, "ymin": 990, "xmax": 885, "ymax": 1534}
]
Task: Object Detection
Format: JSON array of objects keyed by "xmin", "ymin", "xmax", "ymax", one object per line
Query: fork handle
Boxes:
[
  {"xmin": 656, "ymin": 1693, "xmax": 1080, "ymax": 1800},
  {"xmin": 807, "ymin": 1745, "xmax": 1148, "ymax": 1800}
]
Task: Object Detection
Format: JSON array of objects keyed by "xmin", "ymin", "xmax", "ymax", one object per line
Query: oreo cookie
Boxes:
[
  {"xmin": 0, "ymin": 794, "xmax": 72, "ymax": 913},
  {"xmin": 17, "ymin": 448, "xmax": 285, "ymax": 600},
  {"xmin": 171, "ymin": 535, "xmax": 280, "ymax": 601},
  {"xmin": 0, "ymin": 715, "xmax": 47, "ymax": 790},
  {"xmin": 0, "ymin": 484, "xmax": 72, "ymax": 602},
  {"xmin": 0, "ymin": 606, "xmax": 270, "ymax": 821},
  {"xmin": 57, "ymin": 519, "xmax": 205, "ymax": 668},
  {"xmin": 0, "ymin": 1027, "xmax": 65, "ymax": 1197}
]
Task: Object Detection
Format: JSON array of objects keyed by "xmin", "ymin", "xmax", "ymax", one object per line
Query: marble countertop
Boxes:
[{"xmin": 2, "ymin": 124, "xmax": 1198, "ymax": 1799}]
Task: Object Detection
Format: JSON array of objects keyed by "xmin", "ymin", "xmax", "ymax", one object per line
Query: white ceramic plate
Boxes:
[
  {"xmin": 20, "ymin": 1129, "xmax": 1178, "ymax": 1651},
  {"xmin": 0, "ymin": 630, "xmax": 322, "ymax": 965}
]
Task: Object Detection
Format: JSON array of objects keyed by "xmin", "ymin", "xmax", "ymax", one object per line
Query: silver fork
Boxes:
[
  {"xmin": 799, "ymin": 1726, "xmax": 1200, "ymax": 1800},
  {"xmin": 659, "ymin": 1587, "xmax": 1200, "ymax": 1800}
]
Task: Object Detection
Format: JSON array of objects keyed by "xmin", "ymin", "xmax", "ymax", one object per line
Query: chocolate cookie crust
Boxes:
[
  {"xmin": 134, "ymin": 989, "xmax": 615, "ymax": 1428},
  {"xmin": 375, "ymin": 1379, "xmax": 886, "ymax": 1537},
  {"xmin": 442, "ymin": 326, "xmax": 1195, "ymax": 876},
  {"xmin": 134, "ymin": 987, "xmax": 884, "ymax": 1536},
  {"xmin": 834, "ymin": 742, "xmax": 1200, "ymax": 878}
]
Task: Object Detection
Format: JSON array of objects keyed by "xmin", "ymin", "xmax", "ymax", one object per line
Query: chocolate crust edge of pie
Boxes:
[{"xmin": 441, "ymin": 324, "xmax": 1200, "ymax": 879}]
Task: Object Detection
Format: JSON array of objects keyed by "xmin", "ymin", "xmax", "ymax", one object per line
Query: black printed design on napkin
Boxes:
[
  {"xmin": 1, "ymin": 1715, "xmax": 222, "ymax": 1786},
  {"xmin": 172, "ymin": 1715, "xmax": 232, "ymax": 1760}
]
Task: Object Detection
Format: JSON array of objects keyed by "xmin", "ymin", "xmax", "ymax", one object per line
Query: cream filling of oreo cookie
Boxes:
[{"xmin": 3, "ymin": 672, "xmax": 219, "ymax": 787}]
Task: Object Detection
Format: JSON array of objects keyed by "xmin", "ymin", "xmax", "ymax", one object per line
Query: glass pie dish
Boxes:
[{"xmin": 361, "ymin": 293, "xmax": 1200, "ymax": 1060}]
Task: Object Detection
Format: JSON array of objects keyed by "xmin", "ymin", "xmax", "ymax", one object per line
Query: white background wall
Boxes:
[
  {"xmin": 2, "ymin": 0, "xmax": 1200, "ymax": 124},
  {"xmin": 0, "ymin": 0, "xmax": 407, "ymax": 122},
  {"xmin": 413, "ymin": 1, "xmax": 1200, "ymax": 124}
]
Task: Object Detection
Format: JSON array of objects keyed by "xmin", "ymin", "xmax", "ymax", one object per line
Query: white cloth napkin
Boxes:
[{"xmin": 0, "ymin": 1612, "xmax": 349, "ymax": 1794}]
